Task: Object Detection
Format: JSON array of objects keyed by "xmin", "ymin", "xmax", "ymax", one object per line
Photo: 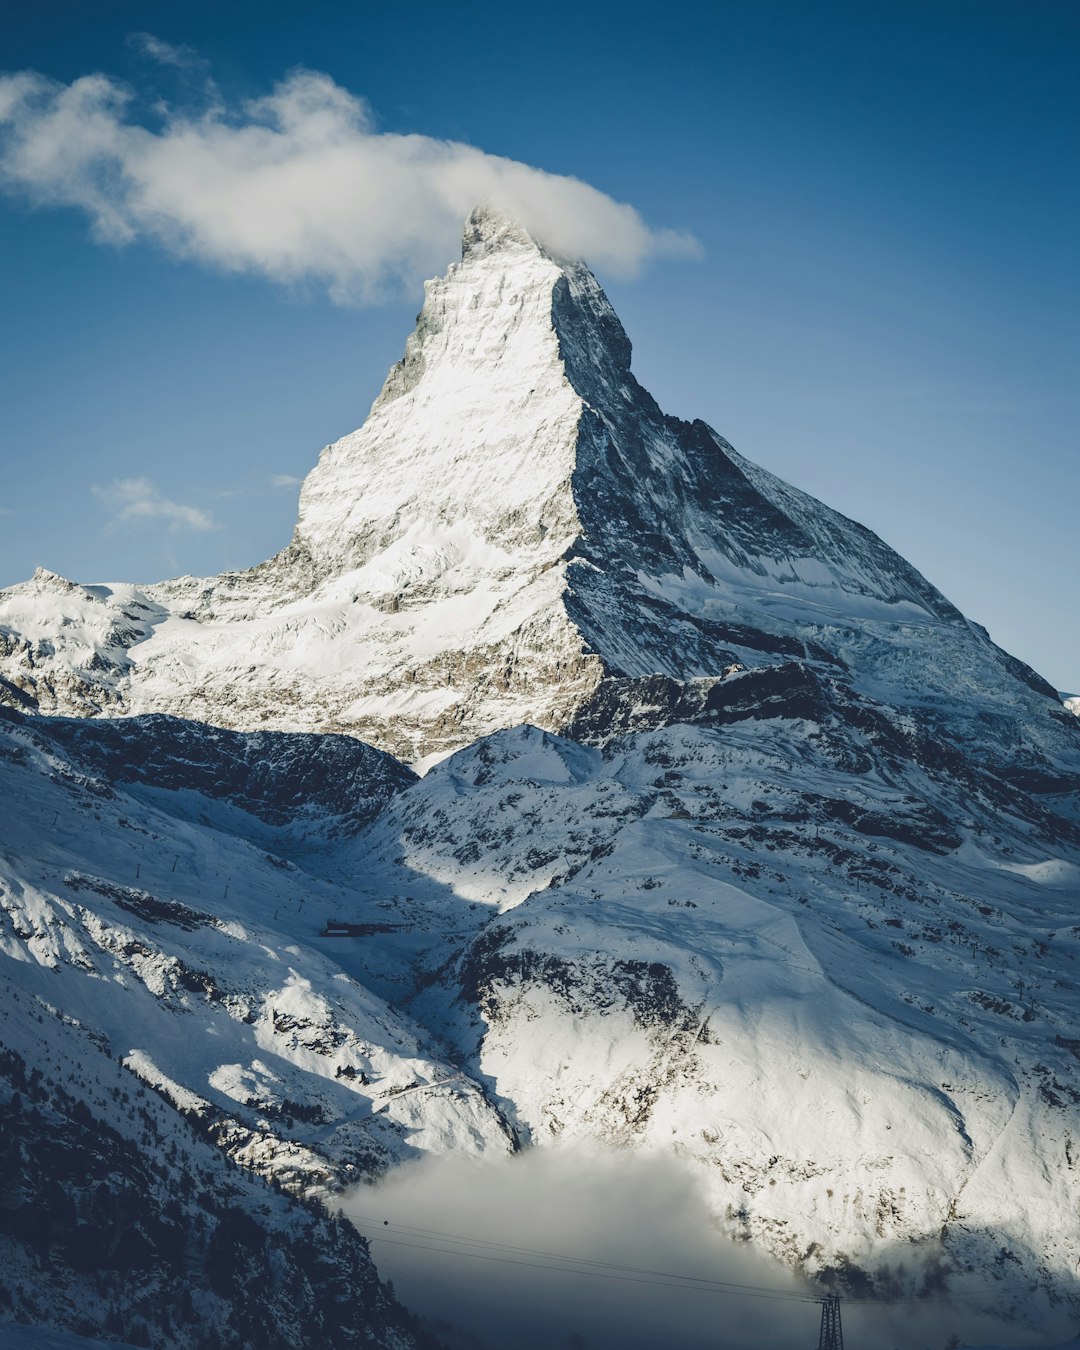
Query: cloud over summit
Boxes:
[{"xmin": 0, "ymin": 60, "xmax": 699, "ymax": 302}]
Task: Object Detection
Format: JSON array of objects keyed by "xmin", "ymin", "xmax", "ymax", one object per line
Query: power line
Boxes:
[
  {"xmin": 357, "ymin": 1212, "xmax": 809, "ymax": 1289},
  {"xmin": 368, "ymin": 1235, "xmax": 821, "ymax": 1304},
  {"xmin": 353, "ymin": 1215, "xmax": 819, "ymax": 1305}
]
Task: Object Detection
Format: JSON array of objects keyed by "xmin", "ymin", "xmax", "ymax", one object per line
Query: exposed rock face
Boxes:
[
  {"xmin": 0, "ymin": 207, "xmax": 1067, "ymax": 771},
  {"xmin": 23, "ymin": 708, "xmax": 415, "ymax": 836}
]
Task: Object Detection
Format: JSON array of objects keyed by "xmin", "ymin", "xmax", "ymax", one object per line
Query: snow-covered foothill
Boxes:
[
  {"xmin": 336, "ymin": 715, "xmax": 1080, "ymax": 1334},
  {"xmin": 0, "ymin": 710, "xmax": 511, "ymax": 1200}
]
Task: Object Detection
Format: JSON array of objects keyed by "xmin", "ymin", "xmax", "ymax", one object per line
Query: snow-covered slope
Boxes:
[
  {"xmin": 0, "ymin": 709, "xmax": 511, "ymax": 1202},
  {"xmin": 2, "ymin": 207, "xmax": 1079, "ymax": 1342},
  {"xmin": 0, "ymin": 209, "xmax": 1068, "ymax": 771},
  {"xmin": 1062, "ymin": 692, "xmax": 1080, "ymax": 718},
  {"xmin": 5, "ymin": 687, "xmax": 1078, "ymax": 1336},
  {"xmin": 345, "ymin": 716, "xmax": 1080, "ymax": 1333}
]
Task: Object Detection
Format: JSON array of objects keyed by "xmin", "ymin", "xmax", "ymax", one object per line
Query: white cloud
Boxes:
[
  {"xmin": 270, "ymin": 474, "xmax": 301, "ymax": 488},
  {"xmin": 127, "ymin": 33, "xmax": 205, "ymax": 71},
  {"xmin": 0, "ymin": 66, "xmax": 700, "ymax": 302},
  {"xmin": 93, "ymin": 477, "xmax": 215, "ymax": 532}
]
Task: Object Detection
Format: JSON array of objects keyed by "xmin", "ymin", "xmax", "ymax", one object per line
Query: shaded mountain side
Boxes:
[
  {"xmin": 0, "ymin": 710, "xmax": 512, "ymax": 1202},
  {"xmin": 0, "ymin": 986, "xmax": 438, "ymax": 1350},
  {"xmin": 7, "ymin": 707, "xmax": 415, "ymax": 836}
]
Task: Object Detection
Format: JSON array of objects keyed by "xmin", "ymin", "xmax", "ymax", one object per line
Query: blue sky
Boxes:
[{"xmin": 1, "ymin": 1, "xmax": 1077, "ymax": 687}]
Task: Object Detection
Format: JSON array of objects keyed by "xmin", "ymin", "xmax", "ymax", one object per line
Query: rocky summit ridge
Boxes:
[{"xmin": 1, "ymin": 206, "xmax": 1071, "ymax": 769}]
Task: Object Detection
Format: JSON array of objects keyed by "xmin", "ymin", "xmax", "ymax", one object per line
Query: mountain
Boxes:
[
  {"xmin": 0, "ymin": 207, "xmax": 1067, "ymax": 773},
  {"xmin": 3, "ymin": 209, "xmax": 1080, "ymax": 1343},
  {"xmin": 376, "ymin": 720, "xmax": 1080, "ymax": 1328}
]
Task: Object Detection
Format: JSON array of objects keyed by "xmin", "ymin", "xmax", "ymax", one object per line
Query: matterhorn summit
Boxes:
[{"xmin": 0, "ymin": 206, "xmax": 1066, "ymax": 770}]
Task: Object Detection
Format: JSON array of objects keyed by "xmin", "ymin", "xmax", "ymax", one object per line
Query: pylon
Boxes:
[{"xmin": 817, "ymin": 1294, "xmax": 844, "ymax": 1350}]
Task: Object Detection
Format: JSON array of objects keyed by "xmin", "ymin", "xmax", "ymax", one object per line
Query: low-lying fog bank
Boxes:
[{"xmin": 344, "ymin": 1146, "xmax": 1053, "ymax": 1349}]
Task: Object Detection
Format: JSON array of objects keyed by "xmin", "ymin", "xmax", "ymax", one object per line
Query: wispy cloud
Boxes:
[
  {"xmin": 0, "ymin": 65, "xmax": 699, "ymax": 302},
  {"xmin": 93, "ymin": 477, "xmax": 215, "ymax": 532},
  {"xmin": 126, "ymin": 33, "xmax": 206, "ymax": 72},
  {"xmin": 270, "ymin": 474, "xmax": 301, "ymax": 488}
]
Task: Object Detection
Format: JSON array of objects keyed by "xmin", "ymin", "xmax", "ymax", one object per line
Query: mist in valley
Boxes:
[{"xmin": 343, "ymin": 1146, "xmax": 1042, "ymax": 1350}]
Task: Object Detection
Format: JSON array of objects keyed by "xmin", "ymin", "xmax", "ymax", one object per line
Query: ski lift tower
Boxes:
[{"xmin": 817, "ymin": 1294, "xmax": 844, "ymax": 1350}]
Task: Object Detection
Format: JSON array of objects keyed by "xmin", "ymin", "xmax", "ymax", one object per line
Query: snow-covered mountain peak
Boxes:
[
  {"xmin": 0, "ymin": 212, "xmax": 1074, "ymax": 768},
  {"xmin": 295, "ymin": 207, "xmax": 583, "ymax": 581},
  {"xmin": 460, "ymin": 200, "xmax": 546, "ymax": 260},
  {"xmin": 16, "ymin": 567, "xmax": 93, "ymax": 600},
  {"xmin": 290, "ymin": 206, "xmax": 642, "ymax": 600}
]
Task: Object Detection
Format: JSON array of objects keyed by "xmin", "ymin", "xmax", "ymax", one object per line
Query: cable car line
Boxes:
[
  {"xmin": 367, "ymin": 1234, "xmax": 822, "ymax": 1303},
  {"xmin": 354, "ymin": 1212, "xmax": 816, "ymax": 1295},
  {"xmin": 354, "ymin": 1216, "xmax": 820, "ymax": 1303}
]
